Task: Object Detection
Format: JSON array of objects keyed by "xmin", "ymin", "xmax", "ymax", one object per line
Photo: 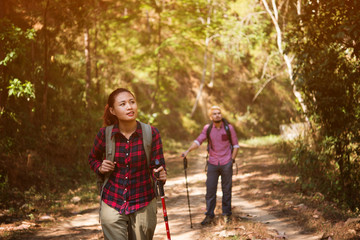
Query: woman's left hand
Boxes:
[{"xmin": 154, "ymin": 166, "xmax": 167, "ymax": 182}]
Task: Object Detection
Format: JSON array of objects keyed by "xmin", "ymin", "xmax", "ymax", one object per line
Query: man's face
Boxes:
[{"xmin": 211, "ymin": 109, "xmax": 222, "ymax": 123}]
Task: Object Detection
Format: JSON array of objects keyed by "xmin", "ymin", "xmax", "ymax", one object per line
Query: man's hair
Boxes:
[{"xmin": 208, "ymin": 105, "xmax": 222, "ymax": 118}]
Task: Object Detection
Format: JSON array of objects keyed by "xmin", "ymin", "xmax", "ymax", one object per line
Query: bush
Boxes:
[{"xmin": 288, "ymin": 137, "xmax": 360, "ymax": 210}]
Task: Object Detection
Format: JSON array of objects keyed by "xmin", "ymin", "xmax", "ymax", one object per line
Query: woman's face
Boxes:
[{"xmin": 110, "ymin": 91, "xmax": 138, "ymax": 122}]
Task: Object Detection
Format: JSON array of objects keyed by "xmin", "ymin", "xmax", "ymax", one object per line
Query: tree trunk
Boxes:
[
  {"xmin": 191, "ymin": 39, "xmax": 209, "ymax": 118},
  {"xmin": 94, "ymin": 12, "xmax": 100, "ymax": 94},
  {"xmin": 191, "ymin": 0, "xmax": 212, "ymax": 118},
  {"xmin": 0, "ymin": 69, "xmax": 9, "ymax": 116},
  {"xmin": 84, "ymin": 27, "xmax": 91, "ymax": 107},
  {"xmin": 42, "ymin": 0, "xmax": 50, "ymax": 121},
  {"xmin": 261, "ymin": 0, "xmax": 311, "ymax": 127},
  {"xmin": 151, "ymin": 1, "xmax": 163, "ymax": 111},
  {"xmin": 30, "ymin": 19, "xmax": 35, "ymax": 122},
  {"xmin": 208, "ymin": 51, "xmax": 215, "ymax": 88},
  {"xmin": 0, "ymin": 0, "xmax": 8, "ymax": 112}
]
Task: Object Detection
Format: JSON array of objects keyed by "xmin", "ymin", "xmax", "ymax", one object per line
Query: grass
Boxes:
[
  {"xmin": 240, "ymin": 134, "xmax": 283, "ymax": 147},
  {"xmin": 162, "ymin": 137, "xmax": 186, "ymax": 154}
]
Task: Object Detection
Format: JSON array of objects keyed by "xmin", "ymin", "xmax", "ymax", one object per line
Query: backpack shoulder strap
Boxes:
[
  {"xmin": 140, "ymin": 122, "xmax": 152, "ymax": 167},
  {"xmin": 100, "ymin": 125, "xmax": 115, "ymax": 198},
  {"xmin": 98, "ymin": 125, "xmax": 115, "ymax": 221},
  {"xmin": 139, "ymin": 121, "xmax": 158, "ymax": 197},
  {"xmin": 206, "ymin": 122, "xmax": 213, "ymax": 139},
  {"xmin": 105, "ymin": 125, "xmax": 115, "ymax": 162},
  {"xmin": 206, "ymin": 122, "xmax": 213, "ymax": 152},
  {"xmin": 222, "ymin": 118, "xmax": 233, "ymax": 151}
]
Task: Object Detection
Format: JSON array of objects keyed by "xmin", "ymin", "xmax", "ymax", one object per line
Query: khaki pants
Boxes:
[{"xmin": 100, "ymin": 199, "xmax": 157, "ymax": 240}]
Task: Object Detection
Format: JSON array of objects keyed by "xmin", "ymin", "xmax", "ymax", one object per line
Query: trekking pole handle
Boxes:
[{"xmin": 155, "ymin": 159, "xmax": 165, "ymax": 196}]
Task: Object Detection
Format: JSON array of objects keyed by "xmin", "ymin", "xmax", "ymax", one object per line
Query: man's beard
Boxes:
[{"xmin": 214, "ymin": 119, "xmax": 222, "ymax": 123}]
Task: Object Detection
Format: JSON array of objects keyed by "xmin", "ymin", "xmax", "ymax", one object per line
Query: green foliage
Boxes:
[
  {"xmin": 288, "ymin": 139, "xmax": 360, "ymax": 209},
  {"xmin": 241, "ymin": 135, "xmax": 283, "ymax": 147},
  {"xmin": 0, "ymin": 19, "xmax": 35, "ymax": 66},
  {"xmin": 7, "ymin": 79, "xmax": 35, "ymax": 99},
  {"xmin": 287, "ymin": 0, "xmax": 360, "ymax": 209}
]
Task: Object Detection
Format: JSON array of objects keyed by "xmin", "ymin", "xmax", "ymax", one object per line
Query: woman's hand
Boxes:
[
  {"xmin": 154, "ymin": 166, "xmax": 167, "ymax": 182},
  {"xmin": 99, "ymin": 160, "xmax": 116, "ymax": 174}
]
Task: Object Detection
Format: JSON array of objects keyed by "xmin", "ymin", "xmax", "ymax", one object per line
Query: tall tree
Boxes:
[
  {"xmin": 287, "ymin": 0, "xmax": 360, "ymax": 208},
  {"xmin": 191, "ymin": 0, "xmax": 213, "ymax": 117},
  {"xmin": 84, "ymin": 26, "xmax": 91, "ymax": 107},
  {"xmin": 261, "ymin": 0, "xmax": 310, "ymax": 126},
  {"xmin": 41, "ymin": 0, "xmax": 50, "ymax": 120}
]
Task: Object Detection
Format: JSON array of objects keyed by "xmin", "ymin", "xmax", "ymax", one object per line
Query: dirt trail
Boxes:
[
  {"xmin": 154, "ymin": 146, "xmax": 320, "ymax": 240},
  {"xmin": 19, "ymin": 145, "xmax": 321, "ymax": 240}
]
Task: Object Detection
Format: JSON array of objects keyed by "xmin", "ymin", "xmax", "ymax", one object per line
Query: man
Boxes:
[{"xmin": 182, "ymin": 105, "xmax": 239, "ymax": 225}]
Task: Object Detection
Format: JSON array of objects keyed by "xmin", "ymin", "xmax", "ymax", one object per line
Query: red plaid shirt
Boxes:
[{"xmin": 88, "ymin": 121, "xmax": 165, "ymax": 215}]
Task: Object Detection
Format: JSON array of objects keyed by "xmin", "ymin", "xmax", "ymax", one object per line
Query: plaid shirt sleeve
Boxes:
[
  {"xmin": 149, "ymin": 126, "xmax": 166, "ymax": 171},
  {"xmin": 88, "ymin": 127, "xmax": 106, "ymax": 176}
]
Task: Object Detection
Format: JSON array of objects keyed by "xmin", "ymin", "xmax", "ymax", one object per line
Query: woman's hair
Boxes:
[{"xmin": 102, "ymin": 88, "xmax": 135, "ymax": 126}]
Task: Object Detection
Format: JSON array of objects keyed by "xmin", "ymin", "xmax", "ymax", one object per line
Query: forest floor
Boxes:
[{"xmin": 2, "ymin": 144, "xmax": 360, "ymax": 239}]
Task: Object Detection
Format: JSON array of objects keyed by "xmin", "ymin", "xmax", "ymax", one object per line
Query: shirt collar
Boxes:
[
  {"xmin": 212, "ymin": 121, "xmax": 223, "ymax": 129},
  {"xmin": 111, "ymin": 121, "xmax": 142, "ymax": 138}
]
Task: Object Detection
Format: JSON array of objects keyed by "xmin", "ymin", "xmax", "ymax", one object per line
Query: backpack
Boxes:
[
  {"xmin": 206, "ymin": 118, "xmax": 233, "ymax": 153},
  {"xmin": 97, "ymin": 121, "xmax": 154, "ymax": 198}
]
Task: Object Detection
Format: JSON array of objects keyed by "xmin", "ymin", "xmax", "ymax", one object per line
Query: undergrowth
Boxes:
[{"xmin": 282, "ymin": 137, "xmax": 360, "ymax": 213}]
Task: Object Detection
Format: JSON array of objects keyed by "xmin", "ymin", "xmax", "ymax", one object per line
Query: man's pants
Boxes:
[
  {"xmin": 100, "ymin": 198, "xmax": 157, "ymax": 240},
  {"xmin": 205, "ymin": 161, "xmax": 232, "ymax": 217}
]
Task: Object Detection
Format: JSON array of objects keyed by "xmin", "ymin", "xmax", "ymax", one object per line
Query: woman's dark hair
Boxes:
[{"xmin": 102, "ymin": 88, "xmax": 135, "ymax": 126}]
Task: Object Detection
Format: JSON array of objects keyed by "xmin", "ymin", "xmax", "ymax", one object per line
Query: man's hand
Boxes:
[
  {"xmin": 99, "ymin": 160, "xmax": 116, "ymax": 174},
  {"xmin": 181, "ymin": 151, "xmax": 189, "ymax": 158},
  {"xmin": 181, "ymin": 142, "xmax": 199, "ymax": 158}
]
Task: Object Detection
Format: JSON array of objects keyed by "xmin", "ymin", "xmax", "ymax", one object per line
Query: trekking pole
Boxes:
[
  {"xmin": 155, "ymin": 160, "xmax": 171, "ymax": 240},
  {"xmin": 183, "ymin": 157, "xmax": 193, "ymax": 228}
]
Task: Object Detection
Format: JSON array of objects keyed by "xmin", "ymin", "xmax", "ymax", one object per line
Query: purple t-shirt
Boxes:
[{"xmin": 195, "ymin": 122, "xmax": 239, "ymax": 166}]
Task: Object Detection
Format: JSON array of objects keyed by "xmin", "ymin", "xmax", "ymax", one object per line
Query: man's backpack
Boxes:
[
  {"xmin": 97, "ymin": 122, "xmax": 154, "ymax": 198},
  {"xmin": 206, "ymin": 118, "xmax": 233, "ymax": 153}
]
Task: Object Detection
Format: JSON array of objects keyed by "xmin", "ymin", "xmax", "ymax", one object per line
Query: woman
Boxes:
[{"xmin": 88, "ymin": 88, "xmax": 167, "ymax": 240}]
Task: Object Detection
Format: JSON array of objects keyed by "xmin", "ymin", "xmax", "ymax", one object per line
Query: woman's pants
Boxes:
[{"xmin": 100, "ymin": 198, "xmax": 157, "ymax": 240}]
